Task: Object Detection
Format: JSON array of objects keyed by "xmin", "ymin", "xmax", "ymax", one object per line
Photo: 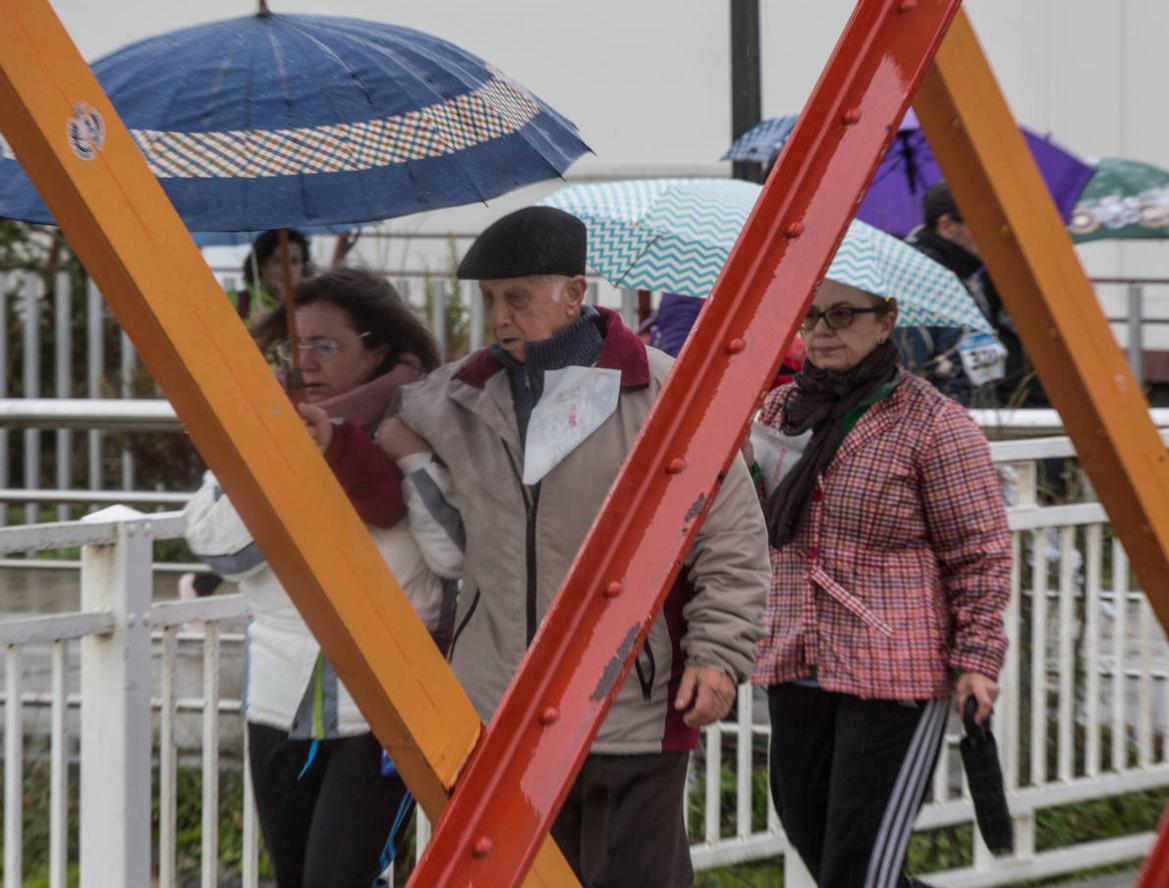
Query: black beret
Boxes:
[{"xmin": 457, "ymin": 206, "xmax": 587, "ymax": 280}]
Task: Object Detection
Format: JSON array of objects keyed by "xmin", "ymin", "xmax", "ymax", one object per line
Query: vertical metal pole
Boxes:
[
  {"xmin": 620, "ymin": 288, "xmax": 638, "ymax": 330},
  {"xmin": 119, "ymin": 330, "xmax": 136, "ymax": 491},
  {"xmin": 1128, "ymin": 282, "xmax": 1144, "ymax": 386},
  {"xmin": 429, "ymin": 280, "xmax": 447, "ymax": 363},
  {"xmin": 158, "ymin": 628, "xmax": 177, "ymax": 888},
  {"xmin": 242, "ymin": 726, "xmax": 259, "ymax": 888},
  {"xmin": 86, "ymin": 279, "xmax": 103, "ymax": 492},
  {"xmin": 784, "ymin": 848, "xmax": 816, "ymax": 888},
  {"xmin": 201, "ymin": 627, "xmax": 220, "ymax": 888},
  {"xmin": 730, "ymin": 0, "xmax": 764, "ymax": 183},
  {"xmin": 22, "ymin": 274, "xmax": 40, "ymax": 525},
  {"xmin": 468, "ymin": 280, "xmax": 484, "ymax": 353},
  {"xmin": 79, "ymin": 519, "xmax": 152, "ymax": 888},
  {"xmin": 49, "ymin": 641, "xmax": 68, "ymax": 888},
  {"xmin": 55, "ymin": 271, "xmax": 73, "ymax": 521}
]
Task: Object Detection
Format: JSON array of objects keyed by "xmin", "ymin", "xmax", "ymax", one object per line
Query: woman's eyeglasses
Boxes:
[
  {"xmin": 276, "ymin": 332, "xmax": 370, "ymax": 361},
  {"xmin": 800, "ymin": 305, "xmax": 886, "ymax": 332}
]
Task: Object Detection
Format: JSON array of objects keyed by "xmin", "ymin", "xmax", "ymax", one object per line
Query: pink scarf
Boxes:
[{"xmin": 282, "ymin": 354, "xmax": 424, "ymax": 435}]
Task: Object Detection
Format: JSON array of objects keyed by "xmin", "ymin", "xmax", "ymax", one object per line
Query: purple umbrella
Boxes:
[{"xmin": 725, "ymin": 110, "xmax": 1094, "ymax": 238}]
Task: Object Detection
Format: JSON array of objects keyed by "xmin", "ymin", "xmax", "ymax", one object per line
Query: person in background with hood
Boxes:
[{"xmin": 901, "ymin": 182, "xmax": 1041, "ymax": 408}]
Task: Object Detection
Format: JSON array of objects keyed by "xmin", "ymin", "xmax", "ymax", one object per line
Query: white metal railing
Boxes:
[
  {"xmin": 0, "ymin": 509, "xmax": 259, "ymax": 888},
  {"xmin": 2, "ymin": 266, "xmax": 1164, "ymax": 516},
  {"xmin": 1, "ymin": 440, "xmax": 1168, "ymax": 885}
]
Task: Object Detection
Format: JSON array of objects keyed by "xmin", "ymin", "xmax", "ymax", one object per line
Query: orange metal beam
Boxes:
[
  {"xmin": 0, "ymin": 2, "xmax": 575, "ymax": 883},
  {"xmin": 914, "ymin": 9, "xmax": 1169, "ymax": 627}
]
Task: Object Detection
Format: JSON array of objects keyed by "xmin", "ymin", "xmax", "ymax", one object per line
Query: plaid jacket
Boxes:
[{"xmin": 751, "ymin": 373, "xmax": 1010, "ymax": 700}]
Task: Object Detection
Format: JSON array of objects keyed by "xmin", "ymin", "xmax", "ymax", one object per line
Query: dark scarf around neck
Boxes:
[
  {"xmin": 491, "ymin": 305, "xmax": 604, "ymax": 443},
  {"xmin": 763, "ymin": 339, "xmax": 900, "ymax": 548}
]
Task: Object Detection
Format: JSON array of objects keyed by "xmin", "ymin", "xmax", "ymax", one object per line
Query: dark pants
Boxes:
[
  {"xmin": 247, "ymin": 723, "xmax": 412, "ymax": 888},
  {"xmin": 767, "ymin": 685, "xmax": 948, "ymax": 888},
  {"xmin": 551, "ymin": 751, "xmax": 693, "ymax": 888}
]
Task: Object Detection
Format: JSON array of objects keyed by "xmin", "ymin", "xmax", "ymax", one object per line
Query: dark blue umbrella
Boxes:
[
  {"xmin": 0, "ymin": 10, "xmax": 589, "ymax": 232},
  {"xmin": 725, "ymin": 110, "xmax": 1092, "ymax": 238}
]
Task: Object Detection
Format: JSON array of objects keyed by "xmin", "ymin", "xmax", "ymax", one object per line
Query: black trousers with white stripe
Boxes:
[{"xmin": 767, "ymin": 684, "xmax": 948, "ymax": 888}]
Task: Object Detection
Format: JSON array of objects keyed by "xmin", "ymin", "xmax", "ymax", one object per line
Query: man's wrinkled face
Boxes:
[{"xmin": 480, "ymin": 275, "xmax": 586, "ymax": 362}]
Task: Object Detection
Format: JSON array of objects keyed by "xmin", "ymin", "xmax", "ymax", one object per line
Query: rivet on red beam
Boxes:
[
  {"xmin": 472, "ymin": 837, "xmax": 494, "ymax": 859},
  {"xmin": 665, "ymin": 458, "xmax": 687, "ymax": 475},
  {"xmin": 784, "ymin": 221, "xmax": 805, "ymax": 239},
  {"xmin": 539, "ymin": 706, "xmax": 560, "ymax": 726},
  {"xmin": 897, "ymin": 0, "xmax": 918, "ymax": 12},
  {"xmin": 725, "ymin": 338, "xmax": 746, "ymax": 355},
  {"xmin": 841, "ymin": 107, "xmax": 861, "ymax": 125},
  {"xmin": 603, "ymin": 580, "xmax": 623, "ymax": 599}
]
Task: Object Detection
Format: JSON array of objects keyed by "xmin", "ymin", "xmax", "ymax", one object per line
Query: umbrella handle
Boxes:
[
  {"xmin": 963, "ymin": 693, "xmax": 989, "ymax": 739},
  {"xmin": 278, "ymin": 228, "xmax": 306, "ymax": 404}
]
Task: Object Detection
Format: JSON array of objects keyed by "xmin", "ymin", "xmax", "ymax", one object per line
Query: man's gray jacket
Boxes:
[{"xmin": 399, "ymin": 307, "xmax": 769, "ymax": 754}]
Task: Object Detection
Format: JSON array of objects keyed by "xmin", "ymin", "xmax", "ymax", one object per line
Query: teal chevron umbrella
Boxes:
[
  {"xmin": 540, "ymin": 178, "xmax": 992, "ymax": 332},
  {"xmin": 1068, "ymin": 158, "xmax": 1169, "ymax": 242}
]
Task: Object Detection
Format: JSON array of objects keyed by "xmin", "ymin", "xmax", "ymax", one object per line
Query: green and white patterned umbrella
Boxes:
[
  {"xmin": 540, "ymin": 178, "xmax": 992, "ymax": 332},
  {"xmin": 1068, "ymin": 158, "xmax": 1169, "ymax": 242}
]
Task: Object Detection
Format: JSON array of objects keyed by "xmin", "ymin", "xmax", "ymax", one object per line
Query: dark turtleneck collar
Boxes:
[
  {"xmin": 490, "ymin": 304, "xmax": 605, "ymax": 445},
  {"xmin": 491, "ymin": 304, "xmax": 604, "ymax": 378}
]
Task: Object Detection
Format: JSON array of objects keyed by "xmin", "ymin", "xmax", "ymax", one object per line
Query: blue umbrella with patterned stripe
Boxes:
[
  {"xmin": 0, "ymin": 9, "xmax": 588, "ymax": 231},
  {"xmin": 540, "ymin": 179, "xmax": 992, "ymax": 333}
]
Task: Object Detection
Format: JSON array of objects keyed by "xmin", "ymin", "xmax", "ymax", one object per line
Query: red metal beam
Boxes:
[
  {"xmin": 410, "ymin": 1, "xmax": 965, "ymax": 884},
  {"xmin": 1136, "ymin": 806, "xmax": 1169, "ymax": 888}
]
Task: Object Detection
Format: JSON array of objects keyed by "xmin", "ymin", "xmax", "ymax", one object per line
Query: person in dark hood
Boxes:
[{"xmin": 901, "ymin": 182, "xmax": 1045, "ymax": 408}]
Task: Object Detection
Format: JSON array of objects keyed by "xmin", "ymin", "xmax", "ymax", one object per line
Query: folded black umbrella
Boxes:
[{"xmin": 959, "ymin": 695, "xmax": 1014, "ymax": 854}]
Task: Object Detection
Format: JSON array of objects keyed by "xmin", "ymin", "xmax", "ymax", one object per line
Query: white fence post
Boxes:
[
  {"xmin": 468, "ymin": 281, "xmax": 484, "ymax": 353},
  {"xmin": 54, "ymin": 272, "xmax": 73, "ymax": 522},
  {"xmin": 4, "ymin": 647, "xmax": 24, "ymax": 888},
  {"xmin": 1127, "ymin": 282, "xmax": 1144, "ymax": 385},
  {"xmin": 79, "ymin": 516, "xmax": 153, "ymax": 888},
  {"xmin": 86, "ymin": 280, "xmax": 104, "ymax": 492},
  {"xmin": 784, "ymin": 847, "xmax": 816, "ymax": 887},
  {"xmin": 620, "ymin": 288, "xmax": 638, "ymax": 330},
  {"xmin": 429, "ymin": 280, "xmax": 447, "ymax": 363},
  {"xmin": 22, "ymin": 275, "xmax": 41, "ymax": 526}
]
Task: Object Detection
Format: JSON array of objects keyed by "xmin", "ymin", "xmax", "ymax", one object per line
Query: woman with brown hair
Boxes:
[{"xmin": 185, "ymin": 267, "xmax": 461, "ymax": 886}]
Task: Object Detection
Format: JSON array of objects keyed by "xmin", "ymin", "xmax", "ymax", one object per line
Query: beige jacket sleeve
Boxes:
[{"xmin": 679, "ymin": 453, "xmax": 770, "ymax": 683}]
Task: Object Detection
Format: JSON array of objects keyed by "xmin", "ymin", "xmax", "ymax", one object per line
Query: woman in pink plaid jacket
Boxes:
[{"xmin": 750, "ymin": 279, "xmax": 1011, "ymax": 888}]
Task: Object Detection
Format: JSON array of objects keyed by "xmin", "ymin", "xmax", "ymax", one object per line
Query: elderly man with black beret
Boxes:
[{"xmin": 377, "ymin": 206, "xmax": 769, "ymax": 886}]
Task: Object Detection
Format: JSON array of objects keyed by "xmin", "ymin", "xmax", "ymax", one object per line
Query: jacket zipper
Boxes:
[
  {"xmin": 502, "ymin": 439, "xmax": 541, "ymax": 646},
  {"xmin": 447, "ymin": 588, "xmax": 481, "ymax": 662}
]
